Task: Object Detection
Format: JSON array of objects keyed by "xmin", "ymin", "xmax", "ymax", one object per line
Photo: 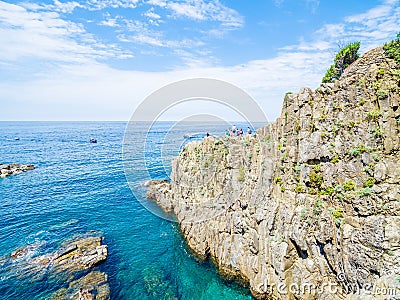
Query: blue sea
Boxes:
[{"xmin": 0, "ymin": 121, "xmax": 255, "ymax": 300}]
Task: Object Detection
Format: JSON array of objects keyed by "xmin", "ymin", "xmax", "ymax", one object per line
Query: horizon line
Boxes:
[{"xmin": 0, "ymin": 120, "xmax": 269, "ymax": 123}]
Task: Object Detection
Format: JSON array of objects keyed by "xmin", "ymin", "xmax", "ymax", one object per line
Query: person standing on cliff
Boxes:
[
  {"xmin": 247, "ymin": 127, "xmax": 252, "ymax": 135},
  {"xmin": 232, "ymin": 124, "xmax": 237, "ymax": 134}
]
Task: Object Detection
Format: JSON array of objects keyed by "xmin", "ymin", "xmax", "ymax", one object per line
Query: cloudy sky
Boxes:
[{"xmin": 0, "ymin": 0, "xmax": 399, "ymax": 121}]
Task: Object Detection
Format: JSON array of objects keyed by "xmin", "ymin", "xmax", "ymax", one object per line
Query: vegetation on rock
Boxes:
[
  {"xmin": 148, "ymin": 38, "xmax": 400, "ymax": 300},
  {"xmin": 322, "ymin": 41, "xmax": 361, "ymax": 83},
  {"xmin": 383, "ymin": 32, "xmax": 400, "ymax": 63}
]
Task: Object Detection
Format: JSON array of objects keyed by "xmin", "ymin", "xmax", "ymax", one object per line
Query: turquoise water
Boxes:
[{"xmin": 0, "ymin": 121, "xmax": 254, "ymax": 299}]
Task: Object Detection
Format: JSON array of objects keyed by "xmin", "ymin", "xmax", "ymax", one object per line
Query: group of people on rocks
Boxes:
[
  {"xmin": 204, "ymin": 125, "xmax": 253, "ymax": 138},
  {"xmin": 225, "ymin": 125, "xmax": 252, "ymax": 137}
]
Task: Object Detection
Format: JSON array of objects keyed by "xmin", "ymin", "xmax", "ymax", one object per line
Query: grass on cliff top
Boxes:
[
  {"xmin": 323, "ymin": 33, "xmax": 400, "ymax": 83},
  {"xmin": 322, "ymin": 41, "xmax": 360, "ymax": 83},
  {"xmin": 383, "ymin": 32, "xmax": 400, "ymax": 64}
]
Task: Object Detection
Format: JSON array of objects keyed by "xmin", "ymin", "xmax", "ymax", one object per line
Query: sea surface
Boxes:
[{"xmin": 0, "ymin": 121, "xmax": 258, "ymax": 300}]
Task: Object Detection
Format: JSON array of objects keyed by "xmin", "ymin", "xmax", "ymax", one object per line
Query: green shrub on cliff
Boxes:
[
  {"xmin": 238, "ymin": 167, "xmax": 245, "ymax": 182},
  {"xmin": 309, "ymin": 172, "xmax": 323, "ymax": 189},
  {"xmin": 322, "ymin": 42, "xmax": 361, "ymax": 83},
  {"xmin": 343, "ymin": 180, "xmax": 355, "ymax": 191},
  {"xmin": 295, "ymin": 184, "xmax": 305, "ymax": 193},
  {"xmin": 322, "ymin": 65, "xmax": 337, "ymax": 83},
  {"xmin": 383, "ymin": 32, "xmax": 400, "ymax": 63},
  {"xmin": 363, "ymin": 177, "xmax": 376, "ymax": 188},
  {"xmin": 358, "ymin": 187, "xmax": 372, "ymax": 197},
  {"xmin": 367, "ymin": 109, "xmax": 381, "ymax": 121}
]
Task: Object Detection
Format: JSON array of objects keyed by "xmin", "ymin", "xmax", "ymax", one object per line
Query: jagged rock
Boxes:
[
  {"xmin": 0, "ymin": 163, "xmax": 34, "ymax": 178},
  {"xmin": 147, "ymin": 180, "xmax": 174, "ymax": 213},
  {"xmin": 53, "ymin": 236, "xmax": 108, "ymax": 274},
  {"xmin": 4, "ymin": 236, "xmax": 109, "ymax": 299},
  {"xmin": 148, "ymin": 47, "xmax": 400, "ymax": 299},
  {"xmin": 144, "ymin": 179, "xmax": 168, "ymax": 187},
  {"xmin": 4, "ymin": 236, "xmax": 107, "ymax": 281}
]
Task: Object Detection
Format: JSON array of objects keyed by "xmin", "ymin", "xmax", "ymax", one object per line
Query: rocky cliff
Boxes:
[{"xmin": 148, "ymin": 47, "xmax": 400, "ymax": 299}]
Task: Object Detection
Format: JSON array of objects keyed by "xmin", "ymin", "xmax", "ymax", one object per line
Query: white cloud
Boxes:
[
  {"xmin": 99, "ymin": 18, "xmax": 119, "ymax": 27},
  {"xmin": 314, "ymin": 24, "xmax": 346, "ymax": 40},
  {"xmin": 143, "ymin": 8, "xmax": 163, "ymax": 26},
  {"xmin": 99, "ymin": 13, "xmax": 120, "ymax": 27},
  {"xmin": 121, "ymin": 33, "xmax": 164, "ymax": 46},
  {"xmin": 0, "ymin": 49, "xmax": 327, "ymax": 121},
  {"xmin": 274, "ymin": 0, "xmax": 320, "ymax": 12},
  {"xmin": 0, "ymin": 1, "xmax": 130, "ymax": 64},
  {"xmin": 144, "ymin": 8, "xmax": 161, "ymax": 20},
  {"xmin": 118, "ymin": 18, "xmax": 204, "ymax": 48},
  {"xmin": 1, "ymin": 0, "xmax": 400, "ymax": 122},
  {"xmin": 119, "ymin": 19, "xmax": 164, "ymax": 45},
  {"xmin": 82, "ymin": 0, "xmax": 139, "ymax": 10},
  {"xmin": 147, "ymin": 0, "xmax": 167, "ymax": 8},
  {"xmin": 51, "ymin": 0, "xmax": 82, "ymax": 13},
  {"xmin": 345, "ymin": 3, "xmax": 392, "ymax": 23},
  {"xmin": 22, "ymin": 0, "xmax": 139, "ymax": 12},
  {"xmin": 328, "ymin": 2, "xmax": 399, "ymax": 51},
  {"xmin": 306, "ymin": 0, "xmax": 320, "ymax": 13},
  {"xmin": 284, "ymin": 0, "xmax": 400, "ymax": 56},
  {"xmin": 152, "ymin": 0, "xmax": 244, "ymax": 28},
  {"xmin": 20, "ymin": 1, "xmax": 82, "ymax": 13}
]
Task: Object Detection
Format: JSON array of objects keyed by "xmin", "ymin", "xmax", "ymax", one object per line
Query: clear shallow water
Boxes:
[{"xmin": 0, "ymin": 121, "xmax": 255, "ymax": 300}]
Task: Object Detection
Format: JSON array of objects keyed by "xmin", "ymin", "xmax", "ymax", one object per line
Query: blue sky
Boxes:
[{"xmin": 0, "ymin": 0, "xmax": 399, "ymax": 121}]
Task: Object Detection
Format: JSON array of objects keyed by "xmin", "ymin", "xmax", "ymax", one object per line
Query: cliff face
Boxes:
[{"xmin": 148, "ymin": 47, "xmax": 400, "ymax": 299}]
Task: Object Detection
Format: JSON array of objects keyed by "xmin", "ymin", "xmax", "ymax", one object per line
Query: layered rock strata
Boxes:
[{"xmin": 2, "ymin": 235, "xmax": 109, "ymax": 299}]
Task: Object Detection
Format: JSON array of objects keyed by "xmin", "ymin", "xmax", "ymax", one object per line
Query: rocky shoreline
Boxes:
[
  {"xmin": 147, "ymin": 46, "xmax": 400, "ymax": 299},
  {"xmin": 0, "ymin": 163, "xmax": 35, "ymax": 178},
  {"xmin": 2, "ymin": 235, "xmax": 110, "ymax": 300}
]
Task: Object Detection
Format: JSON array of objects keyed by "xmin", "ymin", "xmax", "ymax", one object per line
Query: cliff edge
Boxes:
[{"xmin": 148, "ymin": 47, "xmax": 400, "ymax": 299}]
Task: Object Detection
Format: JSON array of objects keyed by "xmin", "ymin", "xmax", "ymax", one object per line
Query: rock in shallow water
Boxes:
[
  {"xmin": 51, "ymin": 271, "xmax": 110, "ymax": 300},
  {"xmin": 3, "ymin": 235, "xmax": 110, "ymax": 299},
  {"xmin": 0, "ymin": 163, "xmax": 35, "ymax": 178},
  {"xmin": 7, "ymin": 236, "xmax": 108, "ymax": 277}
]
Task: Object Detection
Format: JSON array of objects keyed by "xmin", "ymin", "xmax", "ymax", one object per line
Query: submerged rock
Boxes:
[
  {"xmin": 0, "ymin": 163, "xmax": 34, "ymax": 178},
  {"xmin": 51, "ymin": 271, "xmax": 110, "ymax": 300},
  {"xmin": 142, "ymin": 265, "xmax": 178, "ymax": 300},
  {"xmin": 7, "ymin": 236, "xmax": 107, "ymax": 278}
]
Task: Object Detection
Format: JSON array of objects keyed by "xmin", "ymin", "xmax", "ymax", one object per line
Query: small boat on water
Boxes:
[
  {"xmin": 183, "ymin": 133, "xmax": 205, "ymax": 139},
  {"xmin": 90, "ymin": 138, "xmax": 97, "ymax": 143}
]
